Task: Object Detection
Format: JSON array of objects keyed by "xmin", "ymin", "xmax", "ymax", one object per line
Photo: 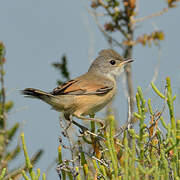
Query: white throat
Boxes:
[{"xmin": 105, "ymin": 67, "xmax": 124, "ymax": 81}]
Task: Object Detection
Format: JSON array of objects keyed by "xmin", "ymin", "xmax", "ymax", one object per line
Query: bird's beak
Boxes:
[{"xmin": 119, "ymin": 58, "xmax": 134, "ymax": 66}]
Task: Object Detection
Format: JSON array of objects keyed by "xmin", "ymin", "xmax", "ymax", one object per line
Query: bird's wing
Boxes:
[{"xmin": 51, "ymin": 77, "xmax": 113, "ymax": 96}]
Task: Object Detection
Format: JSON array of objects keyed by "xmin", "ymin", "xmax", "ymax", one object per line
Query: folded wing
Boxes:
[{"xmin": 51, "ymin": 78, "xmax": 113, "ymax": 96}]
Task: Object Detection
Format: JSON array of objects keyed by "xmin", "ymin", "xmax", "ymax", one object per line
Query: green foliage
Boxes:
[
  {"xmin": 1, "ymin": 0, "xmax": 179, "ymax": 179},
  {"xmin": 52, "ymin": 55, "xmax": 70, "ymax": 85},
  {"xmin": 0, "ymin": 42, "xmax": 43, "ymax": 180},
  {"xmin": 56, "ymin": 77, "xmax": 180, "ymax": 179},
  {"xmin": 20, "ymin": 133, "xmax": 46, "ymax": 180},
  {"xmin": 0, "ymin": 168, "xmax": 6, "ymax": 180}
]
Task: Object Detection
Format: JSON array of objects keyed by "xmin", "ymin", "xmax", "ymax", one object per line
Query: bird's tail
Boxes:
[{"xmin": 21, "ymin": 88, "xmax": 54, "ymax": 103}]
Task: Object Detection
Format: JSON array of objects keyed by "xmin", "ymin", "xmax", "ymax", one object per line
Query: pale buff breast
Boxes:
[
  {"xmin": 50, "ymin": 78, "xmax": 117, "ymax": 116},
  {"xmin": 73, "ymin": 86, "xmax": 117, "ymax": 116}
]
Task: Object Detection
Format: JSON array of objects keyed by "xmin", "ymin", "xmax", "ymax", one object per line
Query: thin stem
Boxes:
[
  {"xmin": 132, "ymin": 8, "xmax": 169, "ymax": 24},
  {"xmin": 0, "ymin": 61, "xmax": 6, "ymax": 129},
  {"xmin": 0, "ymin": 43, "xmax": 7, "ymax": 168},
  {"xmin": 87, "ymin": 8, "xmax": 125, "ymax": 49},
  {"xmin": 124, "ymin": 44, "xmax": 134, "ymax": 123}
]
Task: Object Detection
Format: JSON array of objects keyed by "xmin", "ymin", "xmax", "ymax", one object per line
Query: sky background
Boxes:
[{"xmin": 0, "ymin": 0, "xmax": 180, "ymax": 179}]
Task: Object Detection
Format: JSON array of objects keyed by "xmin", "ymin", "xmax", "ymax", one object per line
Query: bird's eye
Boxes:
[{"xmin": 109, "ymin": 60, "xmax": 116, "ymax": 65}]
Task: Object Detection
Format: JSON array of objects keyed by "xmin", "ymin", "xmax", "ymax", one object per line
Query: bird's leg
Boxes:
[
  {"xmin": 64, "ymin": 114, "xmax": 104, "ymax": 139},
  {"xmin": 89, "ymin": 114, "xmax": 106, "ymax": 133},
  {"xmin": 74, "ymin": 114, "xmax": 106, "ymax": 138},
  {"xmin": 74, "ymin": 114, "xmax": 105, "ymax": 129},
  {"xmin": 72, "ymin": 118, "xmax": 104, "ymax": 139},
  {"xmin": 65, "ymin": 116, "xmax": 72, "ymax": 130},
  {"xmin": 64, "ymin": 113, "xmax": 87, "ymax": 131}
]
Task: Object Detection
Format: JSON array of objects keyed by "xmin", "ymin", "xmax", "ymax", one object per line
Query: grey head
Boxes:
[{"xmin": 88, "ymin": 49, "xmax": 133, "ymax": 78}]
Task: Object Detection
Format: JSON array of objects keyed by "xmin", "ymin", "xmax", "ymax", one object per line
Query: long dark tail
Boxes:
[{"xmin": 21, "ymin": 88, "xmax": 54, "ymax": 102}]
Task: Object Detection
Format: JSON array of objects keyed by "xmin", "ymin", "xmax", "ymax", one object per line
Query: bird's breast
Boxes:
[{"xmin": 74, "ymin": 86, "xmax": 117, "ymax": 116}]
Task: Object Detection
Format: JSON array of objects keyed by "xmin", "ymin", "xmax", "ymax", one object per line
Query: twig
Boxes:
[
  {"xmin": 87, "ymin": 8, "xmax": 125, "ymax": 49},
  {"xmin": 6, "ymin": 88, "xmax": 18, "ymax": 96},
  {"xmin": 98, "ymin": 0, "xmax": 112, "ymax": 15},
  {"xmin": 91, "ymin": 155, "xmax": 109, "ymax": 167},
  {"xmin": 0, "ymin": 43, "xmax": 8, "ymax": 166},
  {"xmin": 145, "ymin": 45, "xmax": 162, "ymax": 94},
  {"xmin": 116, "ymin": 25, "xmax": 131, "ymax": 40},
  {"xmin": 45, "ymin": 158, "xmax": 57, "ymax": 176},
  {"xmin": 127, "ymin": 97, "xmax": 133, "ymax": 129},
  {"xmin": 124, "ymin": 47, "xmax": 134, "ymax": 123},
  {"xmin": 132, "ymin": 8, "xmax": 169, "ymax": 24},
  {"xmin": 113, "ymin": 126, "xmax": 125, "ymax": 138},
  {"xmin": 150, "ymin": 46, "xmax": 161, "ymax": 84},
  {"xmin": 80, "ymin": 148, "xmax": 109, "ymax": 167},
  {"xmin": 82, "ymin": 13, "xmax": 95, "ymax": 63},
  {"xmin": 59, "ymin": 117, "xmax": 75, "ymax": 169},
  {"xmin": 97, "ymin": 0, "xmax": 134, "ymax": 41},
  {"xmin": 122, "ymin": 72, "xmax": 129, "ymax": 99},
  {"xmin": 0, "ymin": 51, "xmax": 6, "ymax": 128},
  {"xmin": 144, "ymin": 86, "xmax": 167, "ymax": 151},
  {"xmin": 113, "ymin": 97, "xmax": 133, "ymax": 138},
  {"xmin": 8, "ymin": 106, "xmax": 28, "ymax": 115}
]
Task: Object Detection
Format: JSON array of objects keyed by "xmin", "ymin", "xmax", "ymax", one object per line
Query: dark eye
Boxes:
[{"xmin": 109, "ymin": 60, "xmax": 116, "ymax": 65}]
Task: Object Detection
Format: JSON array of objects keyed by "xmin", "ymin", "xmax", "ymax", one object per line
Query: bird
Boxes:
[{"xmin": 22, "ymin": 49, "xmax": 133, "ymax": 132}]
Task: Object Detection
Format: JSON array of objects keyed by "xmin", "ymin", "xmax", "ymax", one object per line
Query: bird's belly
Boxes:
[
  {"xmin": 50, "ymin": 95, "xmax": 76, "ymax": 113},
  {"xmin": 83, "ymin": 99, "xmax": 110, "ymax": 115},
  {"xmin": 75, "ymin": 90, "xmax": 116, "ymax": 116}
]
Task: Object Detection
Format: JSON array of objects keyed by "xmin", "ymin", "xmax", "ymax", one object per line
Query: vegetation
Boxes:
[
  {"xmin": 0, "ymin": 42, "xmax": 43, "ymax": 180},
  {"xmin": 0, "ymin": 0, "xmax": 180, "ymax": 179},
  {"xmin": 55, "ymin": 77, "xmax": 180, "ymax": 179}
]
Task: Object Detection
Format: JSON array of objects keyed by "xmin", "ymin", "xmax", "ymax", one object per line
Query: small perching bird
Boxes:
[{"xmin": 22, "ymin": 49, "xmax": 133, "ymax": 132}]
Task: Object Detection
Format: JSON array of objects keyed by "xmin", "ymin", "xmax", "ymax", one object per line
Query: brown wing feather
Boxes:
[
  {"xmin": 51, "ymin": 77, "xmax": 113, "ymax": 96},
  {"xmin": 51, "ymin": 80, "xmax": 77, "ymax": 95}
]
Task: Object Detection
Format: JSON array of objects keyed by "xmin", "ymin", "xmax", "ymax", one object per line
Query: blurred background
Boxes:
[{"xmin": 0, "ymin": 0, "xmax": 180, "ymax": 179}]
